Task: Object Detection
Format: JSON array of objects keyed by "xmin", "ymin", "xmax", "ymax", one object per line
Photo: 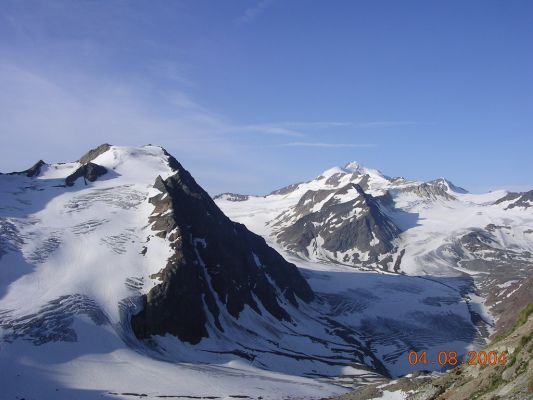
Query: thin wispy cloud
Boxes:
[
  {"xmin": 237, "ymin": 0, "xmax": 274, "ymax": 24},
  {"xmin": 266, "ymin": 121, "xmax": 416, "ymax": 129},
  {"xmin": 270, "ymin": 121, "xmax": 352, "ymax": 129},
  {"xmin": 355, "ymin": 121, "xmax": 419, "ymax": 128},
  {"xmin": 281, "ymin": 142, "xmax": 375, "ymax": 148},
  {"xmin": 0, "ymin": 63, "xmax": 237, "ymax": 164},
  {"xmin": 3, "ymin": 0, "xmax": 529, "ymax": 195},
  {"xmin": 0, "ymin": 62, "xmax": 360, "ymax": 179},
  {"xmin": 235, "ymin": 124, "xmax": 305, "ymax": 137},
  {"xmin": 231, "ymin": 121, "xmax": 354, "ymax": 137},
  {"xmin": 145, "ymin": 60, "xmax": 196, "ymax": 88},
  {"xmin": 251, "ymin": 121, "xmax": 419, "ymax": 132}
]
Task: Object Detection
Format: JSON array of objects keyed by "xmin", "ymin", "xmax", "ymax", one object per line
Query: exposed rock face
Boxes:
[
  {"xmin": 457, "ymin": 227, "xmax": 531, "ymax": 282},
  {"xmin": 215, "ymin": 164, "xmax": 471, "ymax": 273},
  {"xmin": 78, "ymin": 143, "xmax": 112, "ymax": 165},
  {"xmin": 417, "ymin": 224, "xmax": 533, "ymax": 330},
  {"xmin": 65, "ymin": 162, "xmax": 108, "ymax": 186},
  {"xmin": 269, "ymin": 182, "xmax": 304, "ymax": 196},
  {"xmin": 8, "ymin": 160, "xmax": 46, "ymax": 177},
  {"xmin": 488, "ymin": 276, "xmax": 533, "ymax": 335},
  {"xmin": 273, "ymin": 183, "xmax": 401, "ymax": 270},
  {"xmin": 400, "ymin": 181, "xmax": 457, "ymax": 200},
  {"xmin": 24, "ymin": 160, "xmax": 46, "ymax": 177},
  {"xmin": 428, "ymin": 178, "xmax": 468, "ymax": 194},
  {"xmin": 212, "ymin": 193, "xmax": 250, "ymax": 202},
  {"xmin": 495, "ymin": 190, "xmax": 533, "ymax": 209},
  {"xmin": 131, "ymin": 156, "xmax": 314, "ymax": 344}
]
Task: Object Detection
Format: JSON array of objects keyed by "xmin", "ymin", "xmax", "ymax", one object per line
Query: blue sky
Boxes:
[{"xmin": 1, "ymin": 0, "xmax": 532, "ymax": 194}]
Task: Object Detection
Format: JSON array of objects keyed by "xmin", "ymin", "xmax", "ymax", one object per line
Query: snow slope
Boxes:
[
  {"xmin": 215, "ymin": 162, "xmax": 533, "ymax": 377},
  {"xmin": 215, "ymin": 161, "xmax": 533, "ymax": 278},
  {"xmin": 1, "ymin": 153, "xmax": 530, "ymax": 399},
  {"xmin": 0, "ymin": 146, "xmax": 349, "ymax": 399}
]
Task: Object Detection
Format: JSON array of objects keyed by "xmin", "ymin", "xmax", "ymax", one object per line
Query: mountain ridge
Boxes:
[{"xmin": 1, "ymin": 148, "xmax": 531, "ymax": 399}]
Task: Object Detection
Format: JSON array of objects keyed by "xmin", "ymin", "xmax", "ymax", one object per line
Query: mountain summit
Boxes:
[
  {"xmin": 131, "ymin": 150, "xmax": 314, "ymax": 344},
  {"xmin": 0, "ymin": 144, "xmax": 391, "ymax": 399},
  {"xmin": 1, "ymin": 148, "xmax": 531, "ymax": 399}
]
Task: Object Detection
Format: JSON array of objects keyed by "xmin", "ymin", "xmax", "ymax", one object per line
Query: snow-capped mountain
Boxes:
[
  {"xmin": 271, "ymin": 183, "xmax": 400, "ymax": 271},
  {"xmin": 129, "ymin": 155, "xmax": 315, "ymax": 344},
  {"xmin": 0, "ymin": 146, "xmax": 393, "ymax": 399},
  {"xmin": 216, "ymin": 162, "xmax": 532, "ymax": 270},
  {"xmin": 215, "ymin": 161, "xmax": 532, "ymax": 329},
  {"xmin": 1, "ymin": 150, "xmax": 530, "ymax": 399},
  {"xmin": 214, "ymin": 162, "xmax": 477, "ymax": 274}
]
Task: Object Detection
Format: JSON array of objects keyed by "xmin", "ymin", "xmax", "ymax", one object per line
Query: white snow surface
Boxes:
[
  {"xmin": 0, "ymin": 145, "xmax": 174, "ymax": 320},
  {"xmin": 0, "ymin": 146, "xmax": 348, "ymax": 399},
  {"xmin": 215, "ymin": 162, "xmax": 533, "ymax": 377},
  {"xmin": 216, "ymin": 162, "xmax": 533, "ymax": 276},
  {"xmin": 1, "ymin": 155, "xmax": 531, "ymax": 399}
]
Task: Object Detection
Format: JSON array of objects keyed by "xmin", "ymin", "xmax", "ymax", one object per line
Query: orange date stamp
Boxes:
[{"xmin": 408, "ymin": 351, "xmax": 507, "ymax": 367}]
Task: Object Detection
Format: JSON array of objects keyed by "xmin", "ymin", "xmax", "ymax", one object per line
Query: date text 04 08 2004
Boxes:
[{"xmin": 407, "ymin": 351, "xmax": 507, "ymax": 367}]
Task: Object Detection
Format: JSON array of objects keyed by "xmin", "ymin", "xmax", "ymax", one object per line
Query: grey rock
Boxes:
[
  {"xmin": 274, "ymin": 184, "xmax": 400, "ymax": 270},
  {"xmin": 270, "ymin": 182, "xmax": 305, "ymax": 195},
  {"xmin": 8, "ymin": 160, "xmax": 46, "ymax": 177},
  {"xmin": 78, "ymin": 143, "xmax": 112, "ymax": 165},
  {"xmin": 131, "ymin": 155, "xmax": 314, "ymax": 344},
  {"xmin": 65, "ymin": 162, "xmax": 108, "ymax": 186},
  {"xmin": 401, "ymin": 182, "xmax": 457, "ymax": 201},
  {"xmin": 212, "ymin": 193, "xmax": 250, "ymax": 202},
  {"xmin": 495, "ymin": 190, "xmax": 533, "ymax": 209}
]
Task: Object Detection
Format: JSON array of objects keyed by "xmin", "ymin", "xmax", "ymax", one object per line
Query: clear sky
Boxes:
[{"xmin": 1, "ymin": 0, "xmax": 532, "ymax": 195}]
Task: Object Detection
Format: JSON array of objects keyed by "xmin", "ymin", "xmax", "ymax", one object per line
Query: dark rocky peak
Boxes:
[
  {"xmin": 495, "ymin": 190, "xmax": 533, "ymax": 209},
  {"xmin": 78, "ymin": 143, "xmax": 112, "ymax": 165},
  {"xmin": 65, "ymin": 162, "xmax": 108, "ymax": 187},
  {"xmin": 324, "ymin": 172, "xmax": 345, "ymax": 186},
  {"xmin": 293, "ymin": 188, "xmax": 336, "ymax": 215},
  {"xmin": 8, "ymin": 160, "xmax": 46, "ymax": 177},
  {"xmin": 337, "ymin": 182, "xmax": 365, "ymax": 196},
  {"xmin": 62, "ymin": 143, "xmax": 112, "ymax": 186},
  {"xmin": 158, "ymin": 147, "xmax": 182, "ymax": 172},
  {"xmin": 132, "ymin": 160, "xmax": 314, "ymax": 344},
  {"xmin": 276, "ymin": 184, "xmax": 368, "ymax": 228},
  {"xmin": 275, "ymin": 183, "xmax": 401, "ymax": 270}
]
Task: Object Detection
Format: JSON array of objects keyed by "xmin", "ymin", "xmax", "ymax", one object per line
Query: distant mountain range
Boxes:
[
  {"xmin": 215, "ymin": 161, "xmax": 532, "ymax": 316},
  {"xmin": 0, "ymin": 145, "xmax": 531, "ymax": 399}
]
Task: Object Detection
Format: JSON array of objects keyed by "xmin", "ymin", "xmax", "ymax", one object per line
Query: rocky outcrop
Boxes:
[
  {"xmin": 495, "ymin": 190, "xmax": 533, "ymax": 209},
  {"xmin": 428, "ymin": 178, "xmax": 468, "ymax": 194},
  {"xmin": 489, "ymin": 277, "xmax": 533, "ymax": 335},
  {"xmin": 212, "ymin": 193, "xmax": 250, "ymax": 202},
  {"xmin": 131, "ymin": 156, "xmax": 314, "ymax": 344},
  {"xmin": 401, "ymin": 181, "xmax": 457, "ymax": 201},
  {"xmin": 269, "ymin": 182, "xmax": 303, "ymax": 195},
  {"xmin": 8, "ymin": 160, "xmax": 46, "ymax": 177},
  {"xmin": 330, "ymin": 302, "xmax": 533, "ymax": 400},
  {"xmin": 65, "ymin": 162, "xmax": 108, "ymax": 186},
  {"xmin": 78, "ymin": 143, "xmax": 111, "ymax": 165},
  {"xmin": 274, "ymin": 183, "xmax": 400, "ymax": 270}
]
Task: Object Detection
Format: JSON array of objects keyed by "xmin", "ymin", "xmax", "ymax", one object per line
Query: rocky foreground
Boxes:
[{"xmin": 329, "ymin": 287, "xmax": 533, "ymax": 400}]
